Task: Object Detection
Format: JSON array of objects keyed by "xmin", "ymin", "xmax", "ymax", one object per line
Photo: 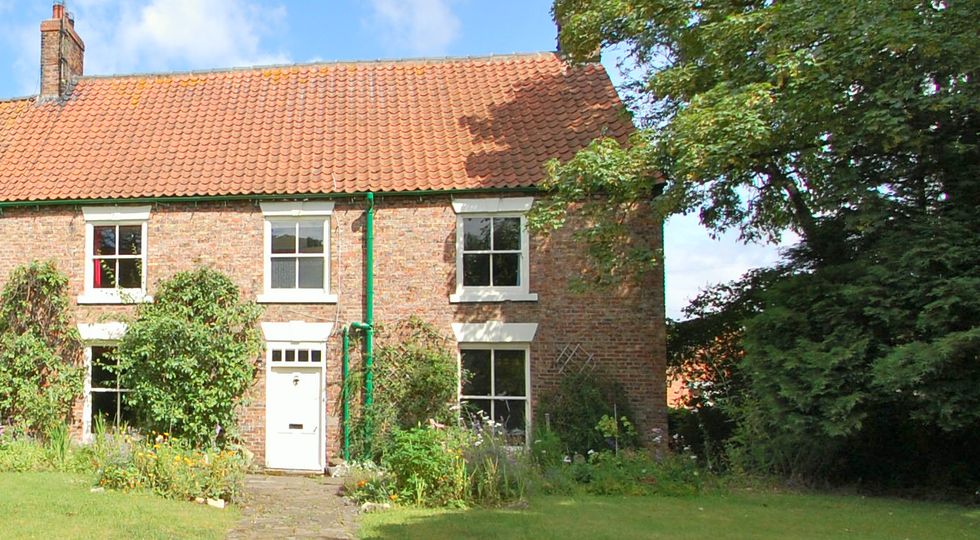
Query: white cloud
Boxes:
[
  {"xmin": 664, "ymin": 213, "xmax": 797, "ymax": 320},
  {"xmin": 367, "ymin": 0, "xmax": 460, "ymax": 56},
  {"xmin": 3, "ymin": 0, "xmax": 290, "ymax": 94}
]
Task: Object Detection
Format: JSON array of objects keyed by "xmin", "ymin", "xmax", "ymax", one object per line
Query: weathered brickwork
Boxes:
[
  {"xmin": 39, "ymin": 5, "xmax": 84, "ymax": 100},
  {"xmin": 0, "ymin": 194, "xmax": 665, "ymax": 465}
]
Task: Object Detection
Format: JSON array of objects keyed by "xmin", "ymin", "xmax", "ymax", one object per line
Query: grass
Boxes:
[
  {"xmin": 0, "ymin": 472, "xmax": 238, "ymax": 539},
  {"xmin": 360, "ymin": 491, "xmax": 980, "ymax": 540}
]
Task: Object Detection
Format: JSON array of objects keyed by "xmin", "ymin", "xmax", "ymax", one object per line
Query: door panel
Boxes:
[{"xmin": 266, "ymin": 366, "xmax": 322, "ymax": 470}]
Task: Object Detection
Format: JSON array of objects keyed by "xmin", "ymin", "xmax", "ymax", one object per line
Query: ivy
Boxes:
[
  {"xmin": 0, "ymin": 261, "xmax": 83, "ymax": 437},
  {"xmin": 116, "ymin": 267, "xmax": 263, "ymax": 447}
]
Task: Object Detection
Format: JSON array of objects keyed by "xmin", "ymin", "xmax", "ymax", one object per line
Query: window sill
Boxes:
[
  {"xmin": 77, "ymin": 291, "xmax": 153, "ymax": 305},
  {"xmin": 257, "ymin": 291, "xmax": 338, "ymax": 304},
  {"xmin": 449, "ymin": 290, "xmax": 538, "ymax": 303}
]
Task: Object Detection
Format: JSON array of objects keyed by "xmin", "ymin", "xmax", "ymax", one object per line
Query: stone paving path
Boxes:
[{"xmin": 227, "ymin": 474, "xmax": 359, "ymax": 539}]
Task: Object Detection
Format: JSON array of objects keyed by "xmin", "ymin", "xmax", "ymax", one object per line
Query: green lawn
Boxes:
[
  {"xmin": 360, "ymin": 491, "xmax": 979, "ymax": 540},
  {"xmin": 0, "ymin": 473, "xmax": 238, "ymax": 539}
]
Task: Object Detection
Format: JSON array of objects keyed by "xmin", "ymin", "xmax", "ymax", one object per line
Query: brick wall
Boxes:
[
  {"xmin": 39, "ymin": 11, "xmax": 84, "ymax": 100},
  {"xmin": 0, "ymin": 194, "xmax": 666, "ymax": 465}
]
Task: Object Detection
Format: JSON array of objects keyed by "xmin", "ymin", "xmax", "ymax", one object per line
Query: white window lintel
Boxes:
[
  {"xmin": 452, "ymin": 197, "xmax": 533, "ymax": 214},
  {"xmin": 261, "ymin": 321, "xmax": 335, "ymax": 343},
  {"xmin": 260, "ymin": 201, "xmax": 335, "ymax": 217},
  {"xmin": 452, "ymin": 322, "xmax": 538, "ymax": 343},
  {"xmin": 82, "ymin": 205, "xmax": 152, "ymax": 222},
  {"xmin": 77, "ymin": 322, "xmax": 128, "ymax": 342}
]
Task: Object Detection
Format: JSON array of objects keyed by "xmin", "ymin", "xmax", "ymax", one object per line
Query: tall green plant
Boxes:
[
  {"xmin": 0, "ymin": 261, "xmax": 83, "ymax": 436},
  {"xmin": 350, "ymin": 317, "xmax": 458, "ymax": 458},
  {"xmin": 116, "ymin": 267, "xmax": 262, "ymax": 447}
]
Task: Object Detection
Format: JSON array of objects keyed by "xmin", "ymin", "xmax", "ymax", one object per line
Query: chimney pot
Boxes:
[{"xmin": 52, "ymin": 1, "xmax": 65, "ymax": 19}]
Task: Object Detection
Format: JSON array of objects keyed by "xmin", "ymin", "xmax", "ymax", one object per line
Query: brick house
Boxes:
[{"xmin": 0, "ymin": 5, "xmax": 666, "ymax": 471}]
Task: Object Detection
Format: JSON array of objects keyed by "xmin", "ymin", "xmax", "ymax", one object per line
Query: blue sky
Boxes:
[{"xmin": 0, "ymin": 0, "xmax": 789, "ymax": 318}]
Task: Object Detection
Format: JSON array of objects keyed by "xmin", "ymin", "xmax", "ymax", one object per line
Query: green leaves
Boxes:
[
  {"xmin": 116, "ymin": 267, "xmax": 263, "ymax": 447},
  {"xmin": 0, "ymin": 261, "xmax": 83, "ymax": 437}
]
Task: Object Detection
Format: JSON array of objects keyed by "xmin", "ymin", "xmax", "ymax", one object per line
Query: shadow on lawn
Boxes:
[{"xmin": 359, "ymin": 498, "xmax": 637, "ymax": 540}]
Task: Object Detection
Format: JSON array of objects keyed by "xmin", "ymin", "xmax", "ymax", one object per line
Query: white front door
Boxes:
[{"xmin": 265, "ymin": 344, "xmax": 325, "ymax": 471}]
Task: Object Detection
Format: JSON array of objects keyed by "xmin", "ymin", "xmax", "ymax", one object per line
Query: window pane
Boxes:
[
  {"xmin": 285, "ymin": 350, "xmax": 296, "ymax": 362},
  {"xmin": 493, "ymin": 218, "xmax": 521, "ymax": 251},
  {"xmin": 492, "ymin": 253, "xmax": 520, "ymax": 286},
  {"xmin": 94, "ymin": 226, "xmax": 116, "ymax": 256},
  {"xmin": 297, "ymin": 258, "xmax": 325, "ymax": 289},
  {"xmin": 95, "ymin": 259, "xmax": 116, "ymax": 289},
  {"xmin": 463, "ymin": 218, "xmax": 491, "ymax": 250},
  {"xmin": 494, "ymin": 399, "xmax": 527, "ymax": 442},
  {"xmin": 494, "ymin": 350, "xmax": 526, "ymax": 397},
  {"xmin": 463, "ymin": 254, "xmax": 490, "ymax": 286},
  {"xmin": 91, "ymin": 391, "xmax": 119, "ymax": 426},
  {"xmin": 272, "ymin": 350, "xmax": 282, "ymax": 362},
  {"xmin": 271, "ymin": 222, "xmax": 297, "ymax": 254},
  {"xmin": 298, "ymin": 350, "xmax": 309, "ymax": 362},
  {"xmin": 118, "ymin": 226, "xmax": 142, "ymax": 255},
  {"xmin": 117, "ymin": 259, "xmax": 142, "ymax": 289},
  {"xmin": 461, "ymin": 349, "xmax": 491, "ymax": 396},
  {"xmin": 271, "ymin": 258, "xmax": 296, "ymax": 288},
  {"xmin": 311, "ymin": 350, "xmax": 322, "ymax": 363},
  {"xmin": 91, "ymin": 347, "xmax": 117, "ymax": 389},
  {"xmin": 298, "ymin": 222, "xmax": 324, "ymax": 253},
  {"xmin": 461, "ymin": 399, "xmax": 492, "ymax": 423},
  {"xmin": 119, "ymin": 394, "xmax": 137, "ymax": 427}
]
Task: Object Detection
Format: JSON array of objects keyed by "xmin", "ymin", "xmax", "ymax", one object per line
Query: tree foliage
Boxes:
[
  {"xmin": 116, "ymin": 267, "xmax": 263, "ymax": 447},
  {"xmin": 543, "ymin": 0, "xmax": 978, "ymax": 254},
  {"xmin": 0, "ymin": 261, "xmax": 83, "ymax": 436}
]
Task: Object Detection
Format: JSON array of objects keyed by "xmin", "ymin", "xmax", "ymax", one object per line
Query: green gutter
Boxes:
[
  {"xmin": 0, "ymin": 187, "xmax": 539, "ymax": 209},
  {"xmin": 341, "ymin": 192, "xmax": 376, "ymax": 461}
]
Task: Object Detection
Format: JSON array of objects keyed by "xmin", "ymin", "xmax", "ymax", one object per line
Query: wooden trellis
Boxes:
[{"xmin": 551, "ymin": 343, "xmax": 597, "ymax": 375}]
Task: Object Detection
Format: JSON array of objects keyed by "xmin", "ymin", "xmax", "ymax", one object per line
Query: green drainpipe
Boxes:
[
  {"xmin": 341, "ymin": 326, "xmax": 351, "ymax": 461},
  {"xmin": 341, "ymin": 192, "xmax": 376, "ymax": 462}
]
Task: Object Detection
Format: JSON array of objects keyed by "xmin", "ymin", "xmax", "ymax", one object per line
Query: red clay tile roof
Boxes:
[{"xmin": 0, "ymin": 53, "xmax": 632, "ymax": 203}]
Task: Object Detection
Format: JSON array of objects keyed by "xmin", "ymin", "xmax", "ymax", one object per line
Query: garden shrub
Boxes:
[
  {"xmin": 0, "ymin": 437, "xmax": 51, "ymax": 472},
  {"xmin": 537, "ymin": 369, "xmax": 639, "ymax": 455},
  {"xmin": 537, "ymin": 450, "xmax": 701, "ymax": 497},
  {"xmin": 98, "ymin": 432, "xmax": 248, "ymax": 502},
  {"xmin": 116, "ymin": 267, "xmax": 263, "ymax": 447},
  {"xmin": 530, "ymin": 426, "xmax": 565, "ymax": 468},
  {"xmin": 0, "ymin": 261, "xmax": 83, "ymax": 437},
  {"xmin": 342, "ymin": 462, "xmax": 399, "ymax": 504},
  {"xmin": 667, "ymin": 406, "xmax": 733, "ymax": 471},
  {"xmin": 382, "ymin": 427, "xmax": 467, "ymax": 506}
]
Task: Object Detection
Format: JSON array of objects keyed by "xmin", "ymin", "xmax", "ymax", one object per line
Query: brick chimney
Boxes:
[{"xmin": 39, "ymin": 1, "xmax": 84, "ymax": 100}]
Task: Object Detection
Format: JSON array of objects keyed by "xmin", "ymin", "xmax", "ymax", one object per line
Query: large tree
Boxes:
[{"xmin": 543, "ymin": 1, "xmax": 980, "ymax": 486}]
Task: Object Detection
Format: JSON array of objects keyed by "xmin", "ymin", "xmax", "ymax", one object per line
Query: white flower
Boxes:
[
  {"xmin": 563, "ymin": 455, "xmax": 572, "ymax": 464},
  {"xmin": 587, "ymin": 449, "xmax": 595, "ymax": 455}
]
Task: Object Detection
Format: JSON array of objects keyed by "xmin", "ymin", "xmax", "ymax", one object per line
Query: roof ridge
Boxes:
[
  {"xmin": 0, "ymin": 95, "xmax": 36, "ymax": 104},
  {"xmin": 77, "ymin": 51, "xmax": 562, "ymax": 82}
]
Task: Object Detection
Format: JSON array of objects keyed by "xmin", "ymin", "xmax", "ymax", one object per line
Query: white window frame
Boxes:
[
  {"xmin": 78, "ymin": 206, "xmax": 152, "ymax": 304},
  {"xmin": 458, "ymin": 344, "xmax": 532, "ymax": 444},
  {"xmin": 454, "ymin": 322, "xmax": 537, "ymax": 445},
  {"xmin": 258, "ymin": 202, "xmax": 337, "ymax": 304},
  {"xmin": 450, "ymin": 197, "xmax": 537, "ymax": 303},
  {"xmin": 78, "ymin": 322, "xmax": 129, "ymax": 442}
]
